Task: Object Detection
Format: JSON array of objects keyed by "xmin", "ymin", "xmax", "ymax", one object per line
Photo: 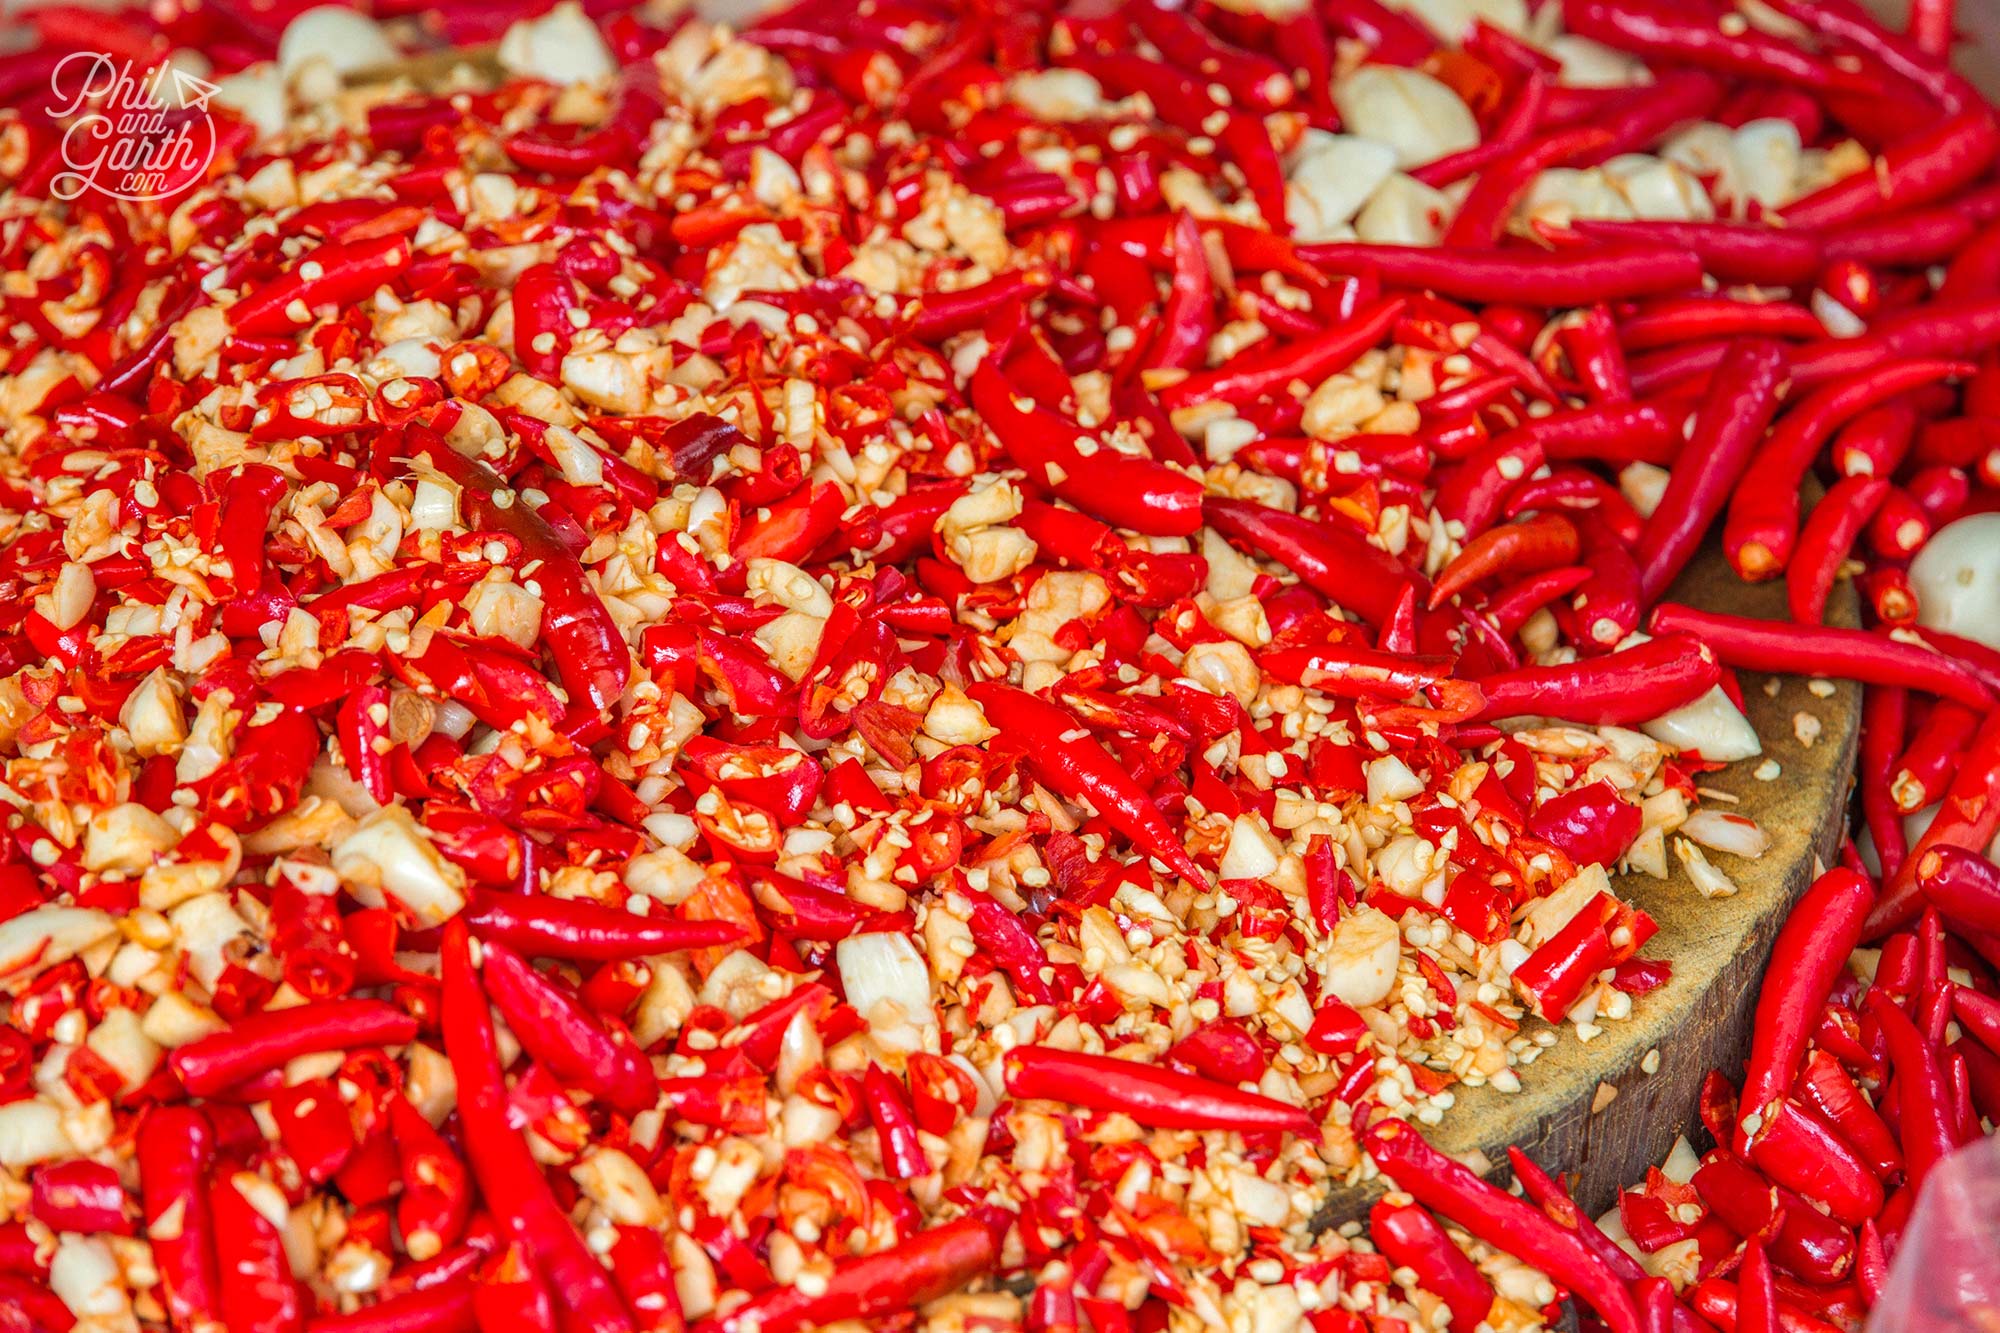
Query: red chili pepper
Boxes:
[
  {"xmin": 1203, "ymin": 496, "xmax": 1419, "ymax": 626},
  {"xmin": 692, "ymin": 1216, "xmax": 996, "ymax": 1333},
  {"xmin": 1793, "ymin": 1048, "xmax": 1903, "ymax": 1181},
  {"xmin": 1618, "ymin": 297, "xmax": 1825, "ymax": 350},
  {"xmin": 1690, "ymin": 1275, "xmax": 1844, "ymax": 1333},
  {"xmin": 1445, "ymin": 127, "xmax": 1611, "ymax": 248},
  {"xmin": 169, "ymin": 999, "xmax": 418, "ymax": 1097},
  {"xmin": 1130, "ymin": 4, "xmax": 1293, "ymax": 110},
  {"xmin": 478, "ymin": 940, "xmax": 656, "ymax": 1116},
  {"xmin": 1867, "ymin": 985, "xmax": 1963, "ymax": 1191},
  {"xmin": 1630, "ymin": 338, "xmax": 1787, "ymax": 602},
  {"xmin": 970, "ymin": 362, "xmax": 1202, "ymax": 536},
  {"xmin": 1783, "ymin": 108, "xmax": 2000, "ymax": 229},
  {"xmin": 1649, "ymin": 604, "xmax": 1996, "ymax": 711},
  {"xmin": 1692, "ymin": 1152, "xmax": 1856, "ymax": 1287},
  {"xmin": 1564, "ymin": 0, "xmax": 1880, "ymax": 92},
  {"xmin": 967, "ymin": 682, "xmax": 1204, "ymax": 883},
  {"xmin": 1472, "ymin": 633, "xmax": 1720, "ymax": 726},
  {"xmin": 1912, "ymin": 844, "xmax": 2000, "ymax": 933},
  {"xmin": 1872, "ymin": 704, "xmax": 2000, "ymax": 932},
  {"xmin": 1368, "ymin": 1200, "xmax": 1494, "ymax": 1330},
  {"xmin": 1526, "ymin": 781, "xmax": 1642, "ymax": 869},
  {"xmin": 1305, "ymin": 243, "xmax": 1702, "ymax": 304},
  {"xmin": 1737, "ymin": 868, "xmax": 1875, "ymax": 1153},
  {"xmin": 1433, "ymin": 513, "xmax": 1581, "ymax": 609},
  {"xmin": 1366, "ymin": 1121, "xmax": 1641, "ymax": 1333},
  {"xmin": 1003, "ymin": 1045, "xmax": 1314, "ymax": 1135},
  {"xmin": 387, "ymin": 1095, "xmax": 472, "ymax": 1263},
  {"xmin": 603, "ymin": 1225, "xmax": 684, "ymax": 1333},
  {"xmin": 1143, "ymin": 212, "xmax": 1216, "ymax": 372},
  {"xmin": 1724, "ymin": 359, "xmax": 1969, "ymax": 580},
  {"xmin": 211, "ymin": 1171, "xmax": 304, "ymax": 1333},
  {"xmin": 230, "ymin": 235, "xmax": 415, "ymax": 336},
  {"xmin": 31, "ymin": 1158, "xmax": 129, "ymax": 1235},
  {"xmin": 307, "ymin": 1282, "xmax": 477, "ymax": 1333},
  {"xmin": 1743, "ymin": 1097, "xmax": 1884, "ymax": 1227},
  {"xmin": 441, "ymin": 922, "xmax": 635, "ymax": 1333},
  {"xmin": 1512, "ymin": 891, "xmax": 1655, "ymax": 1021},
  {"xmin": 861, "ymin": 1064, "xmax": 930, "ymax": 1179},
  {"xmin": 1159, "ymin": 296, "xmax": 1405, "ymax": 409},
  {"xmin": 1571, "ymin": 219, "xmax": 1824, "ymax": 285}
]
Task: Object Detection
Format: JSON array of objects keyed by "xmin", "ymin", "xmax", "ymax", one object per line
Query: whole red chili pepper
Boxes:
[
  {"xmin": 1648, "ymin": 604, "xmax": 1996, "ymax": 711},
  {"xmin": 438, "ymin": 922, "xmax": 636, "ymax": 1333},
  {"xmin": 1866, "ymin": 986, "xmax": 1963, "ymax": 1191},
  {"xmin": 1203, "ymin": 496, "xmax": 1418, "ymax": 626},
  {"xmin": 1635, "ymin": 339, "xmax": 1788, "ymax": 602},
  {"xmin": 1782, "ymin": 108, "xmax": 2000, "ymax": 229},
  {"xmin": 1369, "ymin": 1200, "xmax": 1494, "ymax": 1330},
  {"xmin": 137, "ymin": 1107, "xmax": 222, "ymax": 1333},
  {"xmin": 478, "ymin": 940, "xmax": 657, "ymax": 1116},
  {"xmin": 1723, "ymin": 359, "xmax": 1969, "ymax": 581},
  {"xmin": 1736, "ymin": 867, "xmax": 1875, "ymax": 1150},
  {"xmin": 969, "ymin": 362, "xmax": 1202, "ymax": 536},
  {"xmin": 1305, "ymin": 243, "xmax": 1703, "ymax": 304},
  {"xmin": 1471, "ymin": 633, "xmax": 1721, "ymax": 726},
  {"xmin": 967, "ymin": 682, "xmax": 1204, "ymax": 883},
  {"xmin": 692, "ymin": 1216, "xmax": 997, "ymax": 1333},
  {"xmin": 1366, "ymin": 1121, "xmax": 1641, "ymax": 1333},
  {"xmin": 169, "ymin": 998, "xmax": 418, "ymax": 1097},
  {"xmin": 1003, "ymin": 1045, "xmax": 1315, "ymax": 1135}
]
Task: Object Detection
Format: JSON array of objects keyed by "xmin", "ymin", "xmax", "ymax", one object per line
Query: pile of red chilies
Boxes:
[{"xmin": 4, "ymin": 0, "xmax": 2000, "ymax": 1330}]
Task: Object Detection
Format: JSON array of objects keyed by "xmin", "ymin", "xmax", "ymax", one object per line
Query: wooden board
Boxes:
[{"xmin": 1319, "ymin": 549, "xmax": 1861, "ymax": 1222}]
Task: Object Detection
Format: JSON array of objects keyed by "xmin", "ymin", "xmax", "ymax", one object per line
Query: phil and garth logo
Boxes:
[{"xmin": 45, "ymin": 52, "xmax": 221, "ymax": 202}]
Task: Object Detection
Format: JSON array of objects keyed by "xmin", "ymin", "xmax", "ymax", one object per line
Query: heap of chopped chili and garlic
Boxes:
[{"xmin": 0, "ymin": 6, "xmax": 1780, "ymax": 1332}]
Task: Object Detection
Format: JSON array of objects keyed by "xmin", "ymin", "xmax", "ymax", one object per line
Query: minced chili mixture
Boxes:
[{"xmin": 3, "ymin": 1, "xmax": 1999, "ymax": 1332}]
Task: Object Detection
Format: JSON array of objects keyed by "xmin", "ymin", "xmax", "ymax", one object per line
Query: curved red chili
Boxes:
[
  {"xmin": 1003, "ymin": 1045, "xmax": 1316, "ymax": 1136},
  {"xmin": 1471, "ymin": 634, "xmax": 1721, "ymax": 726},
  {"xmin": 1736, "ymin": 868, "xmax": 1874, "ymax": 1149},
  {"xmin": 966, "ymin": 682, "xmax": 1204, "ymax": 883},
  {"xmin": 169, "ymin": 999, "xmax": 418, "ymax": 1097}
]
